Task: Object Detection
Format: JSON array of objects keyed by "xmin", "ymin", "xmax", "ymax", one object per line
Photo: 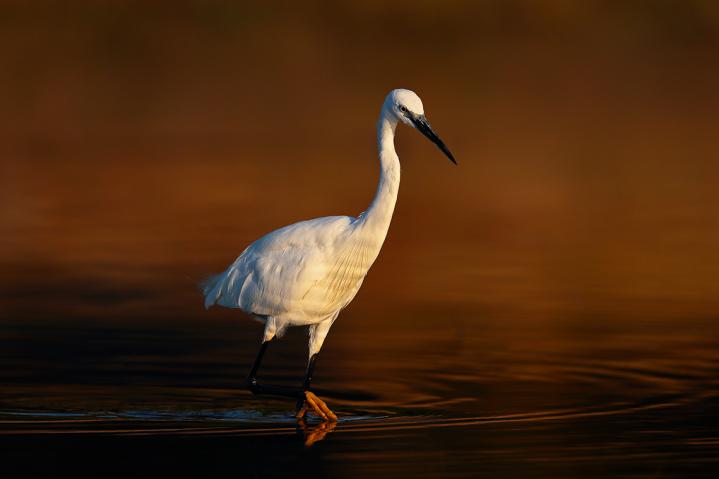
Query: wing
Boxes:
[{"xmin": 202, "ymin": 216, "xmax": 355, "ymax": 317}]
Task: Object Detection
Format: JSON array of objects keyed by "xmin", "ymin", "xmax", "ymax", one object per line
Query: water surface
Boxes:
[{"xmin": 2, "ymin": 310, "xmax": 718, "ymax": 478}]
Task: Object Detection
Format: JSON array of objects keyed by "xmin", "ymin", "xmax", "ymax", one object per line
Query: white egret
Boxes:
[{"xmin": 202, "ymin": 89, "xmax": 455, "ymax": 421}]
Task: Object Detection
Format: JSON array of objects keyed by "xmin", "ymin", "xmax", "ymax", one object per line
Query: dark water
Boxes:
[{"xmin": 2, "ymin": 309, "xmax": 719, "ymax": 478}]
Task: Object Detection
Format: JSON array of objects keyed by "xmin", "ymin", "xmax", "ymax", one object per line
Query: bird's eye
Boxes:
[{"xmin": 399, "ymin": 105, "xmax": 407, "ymax": 113}]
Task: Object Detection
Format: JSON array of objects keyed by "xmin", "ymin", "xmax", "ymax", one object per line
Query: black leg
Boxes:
[
  {"xmin": 246, "ymin": 346, "xmax": 334, "ymax": 421},
  {"xmin": 304, "ymin": 354, "xmax": 319, "ymax": 389},
  {"xmin": 246, "ymin": 339, "xmax": 272, "ymax": 389},
  {"xmin": 296, "ymin": 354, "xmax": 319, "ymax": 412},
  {"xmin": 245, "ymin": 339, "xmax": 306, "ymax": 400}
]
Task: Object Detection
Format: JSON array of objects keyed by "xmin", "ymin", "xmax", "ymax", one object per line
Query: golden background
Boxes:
[{"xmin": 2, "ymin": 1, "xmax": 718, "ymax": 329}]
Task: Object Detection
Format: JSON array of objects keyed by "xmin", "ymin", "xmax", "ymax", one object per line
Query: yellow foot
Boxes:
[{"xmin": 296, "ymin": 391, "xmax": 338, "ymax": 422}]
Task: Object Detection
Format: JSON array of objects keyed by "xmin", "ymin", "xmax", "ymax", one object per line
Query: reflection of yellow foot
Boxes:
[
  {"xmin": 295, "ymin": 391, "xmax": 338, "ymax": 422},
  {"xmin": 296, "ymin": 417, "xmax": 336, "ymax": 446}
]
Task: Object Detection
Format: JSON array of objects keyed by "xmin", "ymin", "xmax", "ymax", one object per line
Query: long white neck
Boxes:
[{"xmin": 358, "ymin": 108, "xmax": 400, "ymax": 238}]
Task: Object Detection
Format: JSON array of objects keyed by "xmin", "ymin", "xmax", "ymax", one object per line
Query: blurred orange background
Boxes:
[{"xmin": 1, "ymin": 0, "xmax": 718, "ymax": 326}]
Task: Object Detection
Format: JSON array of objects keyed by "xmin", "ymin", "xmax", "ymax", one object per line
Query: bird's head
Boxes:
[{"xmin": 384, "ymin": 88, "xmax": 456, "ymax": 165}]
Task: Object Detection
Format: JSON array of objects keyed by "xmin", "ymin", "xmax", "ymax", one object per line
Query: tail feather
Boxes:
[{"xmin": 200, "ymin": 273, "xmax": 224, "ymax": 309}]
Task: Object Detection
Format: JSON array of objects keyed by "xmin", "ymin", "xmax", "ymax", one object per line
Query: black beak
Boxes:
[{"xmin": 411, "ymin": 114, "xmax": 456, "ymax": 165}]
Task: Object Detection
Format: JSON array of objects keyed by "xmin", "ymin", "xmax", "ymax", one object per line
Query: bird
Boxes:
[{"xmin": 202, "ymin": 88, "xmax": 455, "ymax": 421}]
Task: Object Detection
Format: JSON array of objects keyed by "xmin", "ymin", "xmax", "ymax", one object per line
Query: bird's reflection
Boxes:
[{"xmin": 296, "ymin": 418, "xmax": 337, "ymax": 447}]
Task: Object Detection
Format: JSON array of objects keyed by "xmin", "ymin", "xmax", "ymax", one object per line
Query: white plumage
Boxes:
[{"xmin": 203, "ymin": 88, "xmax": 455, "ymax": 359}]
